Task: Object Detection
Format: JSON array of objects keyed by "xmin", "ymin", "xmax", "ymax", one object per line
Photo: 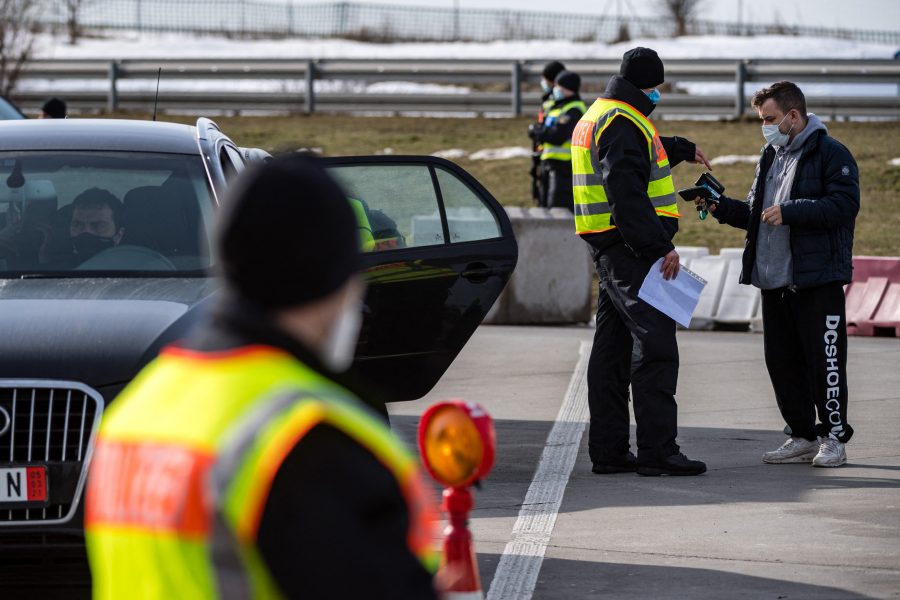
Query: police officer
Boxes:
[
  {"xmin": 572, "ymin": 47, "xmax": 711, "ymax": 476},
  {"xmin": 529, "ymin": 60, "xmax": 567, "ymax": 206},
  {"xmin": 85, "ymin": 154, "xmax": 439, "ymax": 599},
  {"xmin": 532, "ymin": 70, "xmax": 586, "ymax": 210}
]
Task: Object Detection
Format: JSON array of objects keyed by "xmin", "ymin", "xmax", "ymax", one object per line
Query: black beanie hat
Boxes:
[
  {"xmin": 554, "ymin": 71, "xmax": 581, "ymax": 93},
  {"xmin": 542, "ymin": 60, "xmax": 566, "ymax": 82},
  {"xmin": 215, "ymin": 153, "xmax": 362, "ymax": 309},
  {"xmin": 619, "ymin": 47, "xmax": 665, "ymax": 89},
  {"xmin": 41, "ymin": 97, "xmax": 66, "ymax": 119}
]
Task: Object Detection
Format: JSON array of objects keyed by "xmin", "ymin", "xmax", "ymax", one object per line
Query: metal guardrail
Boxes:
[{"xmin": 14, "ymin": 58, "xmax": 900, "ymax": 119}]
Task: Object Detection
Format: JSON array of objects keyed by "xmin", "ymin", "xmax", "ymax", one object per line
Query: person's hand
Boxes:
[
  {"xmin": 693, "ymin": 197, "xmax": 716, "ymax": 213},
  {"xmin": 692, "ymin": 146, "xmax": 712, "ymax": 170},
  {"xmin": 660, "ymin": 249, "xmax": 680, "ymax": 281},
  {"xmin": 761, "ymin": 205, "xmax": 783, "ymax": 226}
]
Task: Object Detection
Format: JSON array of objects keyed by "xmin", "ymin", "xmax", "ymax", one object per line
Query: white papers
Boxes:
[{"xmin": 638, "ymin": 258, "xmax": 708, "ymax": 328}]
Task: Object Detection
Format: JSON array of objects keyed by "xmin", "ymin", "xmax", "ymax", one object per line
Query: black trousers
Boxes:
[
  {"xmin": 761, "ymin": 283, "xmax": 854, "ymax": 443},
  {"xmin": 586, "ymin": 242, "xmax": 680, "ymax": 464},
  {"xmin": 541, "ymin": 159, "xmax": 574, "ymax": 210}
]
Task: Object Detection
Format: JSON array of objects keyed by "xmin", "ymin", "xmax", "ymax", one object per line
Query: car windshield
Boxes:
[{"xmin": 0, "ymin": 151, "xmax": 215, "ymax": 276}]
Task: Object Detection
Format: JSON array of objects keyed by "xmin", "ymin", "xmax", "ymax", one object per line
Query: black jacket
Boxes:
[
  {"xmin": 184, "ymin": 295, "xmax": 437, "ymax": 599},
  {"xmin": 581, "ymin": 76, "xmax": 697, "ymax": 260},
  {"xmin": 712, "ymin": 128, "xmax": 859, "ymax": 289},
  {"xmin": 538, "ymin": 93, "xmax": 585, "ymax": 150}
]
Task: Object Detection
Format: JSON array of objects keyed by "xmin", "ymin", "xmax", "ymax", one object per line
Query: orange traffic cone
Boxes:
[{"xmin": 438, "ymin": 486, "xmax": 483, "ymax": 599}]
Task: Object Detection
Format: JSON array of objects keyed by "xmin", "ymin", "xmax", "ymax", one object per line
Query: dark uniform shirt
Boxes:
[{"xmin": 580, "ymin": 76, "xmax": 696, "ymax": 260}]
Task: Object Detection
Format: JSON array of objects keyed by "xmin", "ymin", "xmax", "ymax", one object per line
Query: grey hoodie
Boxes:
[{"xmin": 752, "ymin": 113, "xmax": 828, "ymax": 290}]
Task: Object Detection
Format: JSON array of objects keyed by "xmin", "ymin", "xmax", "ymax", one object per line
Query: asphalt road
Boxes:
[{"xmin": 390, "ymin": 325, "xmax": 900, "ymax": 600}]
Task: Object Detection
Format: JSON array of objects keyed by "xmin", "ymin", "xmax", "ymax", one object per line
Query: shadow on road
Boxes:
[{"xmin": 391, "ymin": 414, "xmax": 899, "ymax": 519}]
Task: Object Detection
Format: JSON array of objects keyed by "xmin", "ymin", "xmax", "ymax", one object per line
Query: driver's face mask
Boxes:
[{"xmin": 72, "ymin": 232, "xmax": 116, "ymax": 258}]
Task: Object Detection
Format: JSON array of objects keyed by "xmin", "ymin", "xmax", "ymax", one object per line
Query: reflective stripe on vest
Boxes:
[
  {"xmin": 571, "ymin": 98, "xmax": 679, "ymax": 235},
  {"xmin": 540, "ymin": 99, "xmax": 587, "ymax": 161},
  {"xmin": 85, "ymin": 346, "xmax": 438, "ymax": 600}
]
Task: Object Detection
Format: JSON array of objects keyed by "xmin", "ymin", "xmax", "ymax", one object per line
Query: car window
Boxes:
[
  {"xmin": 434, "ymin": 167, "xmax": 501, "ymax": 243},
  {"xmin": 327, "ymin": 164, "xmax": 445, "ymax": 251},
  {"xmin": 0, "ymin": 151, "xmax": 215, "ymax": 275}
]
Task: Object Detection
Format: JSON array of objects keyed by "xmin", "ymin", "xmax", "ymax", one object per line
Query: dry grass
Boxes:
[{"xmin": 154, "ymin": 113, "xmax": 900, "ymax": 256}]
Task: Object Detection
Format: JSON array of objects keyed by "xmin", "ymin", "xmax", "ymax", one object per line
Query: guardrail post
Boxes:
[
  {"xmin": 734, "ymin": 60, "xmax": 747, "ymax": 120},
  {"xmin": 107, "ymin": 61, "xmax": 120, "ymax": 113},
  {"xmin": 305, "ymin": 60, "xmax": 316, "ymax": 114},
  {"xmin": 511, "ymin": 61, "xmax": 522, "ymax": 117}
]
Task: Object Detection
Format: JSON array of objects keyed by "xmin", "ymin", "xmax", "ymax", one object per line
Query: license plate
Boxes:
[{"xmin": 0, "ymin": 466, "xmax": 48, "ymax": 503}]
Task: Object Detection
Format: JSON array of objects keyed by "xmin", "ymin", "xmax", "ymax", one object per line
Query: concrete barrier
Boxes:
[
  {"xmin": 676, "ymin": 246, "xmax": 711, "ymax": 267},
  {"xmin": 685, "ymin": 255, "xmax": 729, "ymax": 329},
  {"xmin": 846, "ymin": 256, "xmax": 900, "ymax": 337},
  {"xmin": 715, "ymin": 256, "xmax": 760, "ymax": 326},
  {"xmin": 485, "ymin": 207, "xmax": 592, "ymax": 324}
]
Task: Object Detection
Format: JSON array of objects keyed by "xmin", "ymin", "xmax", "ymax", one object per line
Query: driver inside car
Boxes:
[{"xmin": 40, "ymin": 188, "xmax": 126, "ymax": 266}]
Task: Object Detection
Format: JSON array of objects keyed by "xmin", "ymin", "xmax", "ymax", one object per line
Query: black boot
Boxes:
[
  {"xmin": 592, "ymin": 451, "xmax": 638, "ymax": 474},
  {"xmin": 637, "ymin": 453, "xmax": 706, "ymax": 477}
]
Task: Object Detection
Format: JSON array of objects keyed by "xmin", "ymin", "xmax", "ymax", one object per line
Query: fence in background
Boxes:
[
  {"xmin": 37, "ymin": 0, "xmax": 900, "ymax": 45},
  {"xmin": 13, "ymin": 58, "xmax": 900, "ymax": 119}
]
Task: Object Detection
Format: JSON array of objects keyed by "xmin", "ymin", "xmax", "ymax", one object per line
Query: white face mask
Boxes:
[
  {"xmin": 320, "ymin": 297, "xmax": 363, "ymax": 372},
  {"xmin": 762, "ymin": 113, "xmax": 794, "ymax": 147}
]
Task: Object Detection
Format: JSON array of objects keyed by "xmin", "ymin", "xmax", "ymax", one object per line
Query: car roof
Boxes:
[{"xmin": 0, "ymin": 119, "xmax": 200, "ymax": 154}]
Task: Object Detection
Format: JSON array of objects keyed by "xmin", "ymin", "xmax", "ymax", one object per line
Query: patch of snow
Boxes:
[
  {"xmin": 431, "ymin": 148, "xmax": 468, "ymax": 159},
  {"xmin": 374, "ymin": 147, "xmax": 395, "ymax": 155},
  {"xmin": 32, "ymin": 32, "xmax": 899, "ymax": 61},
  {"xmin": 468, "ymin": 147, "xmax": 532, "ymax": 161},
  {"xmin": 16, "ymin": 77, "xmax": 470, "ymax": 95},
  {"xmin": 888, "ymin": 157, "xmax": 900, "ymax": 166},
  {"xmin": 710, "ymin": 154, "xmax": 760, "ymax": 165}
]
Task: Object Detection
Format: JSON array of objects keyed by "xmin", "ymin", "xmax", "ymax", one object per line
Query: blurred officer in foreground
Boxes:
[
  {"xmin": 572, "ymin": 47, "xmax": 711, "ymax": 477},
  {"xmin": 40, "ymin": 97, "xmax": 67, "ymax": 118},
  {"xmin": 529, "ymin": 60, "xmax": 566, "ymax": 206},
  {"xmin": 531, "ymin": 70, "xmax": 586, "ymax": 210},
  {"xmin": 692, "ymin": 81, "xmax": 859, "ymax": 467},
  {"xmin": 85, "ymin": 154, "xmax": 439, "ymax": 599}
]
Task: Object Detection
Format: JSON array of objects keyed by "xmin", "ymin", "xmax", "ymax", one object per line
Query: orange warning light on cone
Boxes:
[
  {"xmin": 418, "ymin": 400, "xmax": 495, "ymax": 489},
  {"xmin": 418, "ymin": 400, "xmax": 495, "ymax": 599}
]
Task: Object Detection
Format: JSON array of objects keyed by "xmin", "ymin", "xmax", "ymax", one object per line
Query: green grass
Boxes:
[{"xmin": 153, "ymin": 113, "xmax": 900, "ymax": 256}]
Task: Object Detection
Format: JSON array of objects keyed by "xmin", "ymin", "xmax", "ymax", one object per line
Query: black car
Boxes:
[{"xmin": 0, "ymin": 117, "xmax": 517, "ymax": 583}]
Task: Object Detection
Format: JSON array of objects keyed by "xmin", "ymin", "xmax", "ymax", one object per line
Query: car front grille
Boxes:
[{"xmin": 0, "ymin": 382, "xmax": 103, "ymax": 525}]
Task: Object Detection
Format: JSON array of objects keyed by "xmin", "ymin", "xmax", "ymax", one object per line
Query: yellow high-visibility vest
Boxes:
[
  {"xmin": 540, "ymin": 98, "xmax": 587, "ymax": 162},
  {"xmin": 571, "ymin": 98, "xmax": 679, "ymax": 235},
  {"xmin": 85, "ymin": 345, "xmax": 438, "ymax": 599}
]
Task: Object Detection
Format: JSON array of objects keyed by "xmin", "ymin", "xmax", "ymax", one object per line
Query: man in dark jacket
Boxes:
[
  {"xmin": 573, "ymin": 47, "xmax": 711, "ymax": 476},
  {"xmin": 695, "ymin": 81, "xmax": 859, "ymax": 468},
  {"xmin": 531, "ymin": 70, "xmax": 586, "ymax": 209}
]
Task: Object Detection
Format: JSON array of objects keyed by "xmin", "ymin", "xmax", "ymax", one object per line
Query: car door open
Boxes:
[{"xmin": 322, "ymin": 156, "xmax": 518, "ymax": 402}]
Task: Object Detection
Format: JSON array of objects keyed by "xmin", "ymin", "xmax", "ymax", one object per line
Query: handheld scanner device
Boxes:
[{"xmin": 678, "ymin": 172, "xmax": 725, "ymax": 220}]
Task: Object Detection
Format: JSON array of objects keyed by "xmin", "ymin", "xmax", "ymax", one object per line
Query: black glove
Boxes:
[{"xmin": 527, "ymin": 123, "xmax": 544, "ymax": 141}]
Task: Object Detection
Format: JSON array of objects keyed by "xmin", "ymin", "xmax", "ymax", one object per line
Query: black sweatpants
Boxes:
[
  {"xmin": 761, "ymin": 283, "xmax": 854, "ymax": 443},
  {"xmin": 541, "ymin": 159, "xmax": 574, "ymax": 210},
  {"xmin": 586, "ymin": 242, "xmax": 680, "ymax": 464}
]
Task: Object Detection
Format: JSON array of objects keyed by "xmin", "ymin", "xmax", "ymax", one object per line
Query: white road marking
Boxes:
[{"xmin": 486, "ymin": 341, "xmax": 591, "ymax": 600}]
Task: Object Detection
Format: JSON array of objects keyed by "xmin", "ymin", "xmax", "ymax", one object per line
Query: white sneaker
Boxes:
[
  {"xmin": 762, "ymin": 437, "xmax": 819, "ymax": 464},
  {"xmin": 812, "ymin": 436, "xmax": 847, "ymax": 468}
]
